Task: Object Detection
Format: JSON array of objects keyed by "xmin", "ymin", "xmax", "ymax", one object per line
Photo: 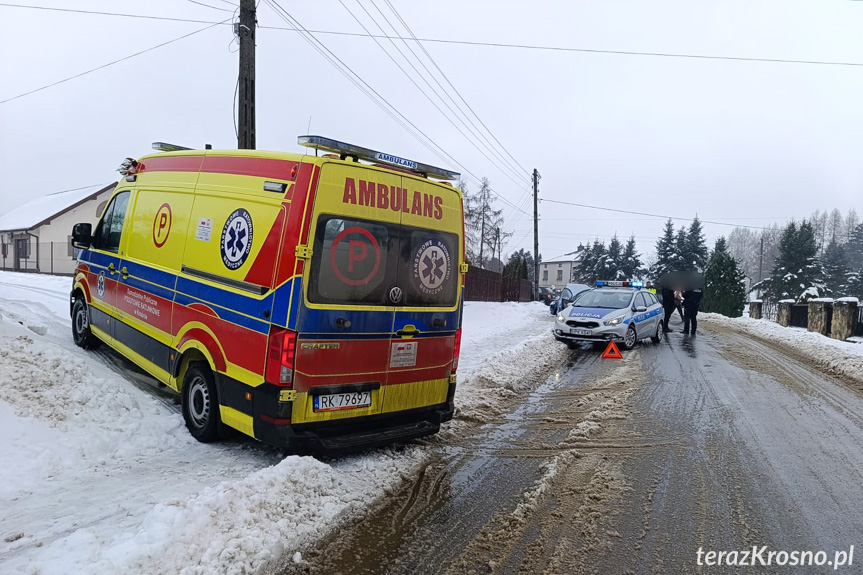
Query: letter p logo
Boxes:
[{"xmin": 153, "ymin": 203, "xmax": 172, "ymax": 248}]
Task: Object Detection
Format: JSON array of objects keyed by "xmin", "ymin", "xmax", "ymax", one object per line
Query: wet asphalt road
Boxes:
[{"xmin": 284, "ymin": 320, "xmax": 863, "ymax": 574}]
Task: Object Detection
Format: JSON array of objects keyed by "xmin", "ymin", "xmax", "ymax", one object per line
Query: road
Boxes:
[{"xmin": 282, "ymin": 319, "xmax": 863, "ymax": 574}]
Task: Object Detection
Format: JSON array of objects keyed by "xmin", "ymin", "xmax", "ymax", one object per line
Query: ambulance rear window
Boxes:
[
  {"xmin": 309, "ymin": 216, "xmax": 394, "ymax": 306},
  {"xmin": 308, "ymin": 215, "xmax": 459, "ymax": 308}
]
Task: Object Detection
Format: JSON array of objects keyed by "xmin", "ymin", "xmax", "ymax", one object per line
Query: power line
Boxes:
[
  {"xmin": 263, "ymin": 0, "xmax": 529, "ymax": 215},
  {"xmin": 542, "ymin": 198, "xmax": 771, "ymax": 230},
  {"xmin": 374, "ymin": 0, "xmax": 530, "ymax": 183},
  {"xmin": 0, "ymin": 18, "xmax": 229, "ymax": 104},
  {"xmin": 186, "ymin": 0, "xmax": 235, "ymax": 13},
  {"xmin": 5, "ymin": 4, "xmax": 863, "ymax": 68},
  {"xmin": 337, "ymin": 0, "xmax": 529, "ymax": 190},
  {"xmin": 382, "ymin": 0, "xmax": 531, "ymax": 176}
]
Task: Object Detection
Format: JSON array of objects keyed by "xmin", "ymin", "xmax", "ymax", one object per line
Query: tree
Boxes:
[
  {"xmin": 764, "ymin": 220, "xmax": 821, "ymax": 302},
  {"xmin": 601, "ymin": 234, "xmax": 624, "ymax": 280},
  {"xmin": 652, "ymin": 219, "xmax": 676, "ymax": 280},
  {"xmin": 673, "ymin": 228, "xmax": 689, "ymax": 271},
  {"xmin": 575, "ymin": 239, "xmax": 606, "ymax": 284},
  {"xmin": 685, "ymin": 217, "xmax": 708, "ymax": 272},
  {"xmin": 463, "ymin": 178, "xmax": 509, "ymax": 268},
  {"xmin": 845, "ymin": 223, "xmax": 863, "ymax": 299},
  {"xmin": 504, "ymin": 248, "xmax": 534, "ymax": 281},
  {"xmin": 620, "ymin": 235, "xmax": 643, "ymax": 280},
  {"xmin": 701, "ymin": 237, "xmax": 745, "ymax": 317},
  {"xmin": 821, "ymin": 240, "xmax": 849, "ymax": 297}
]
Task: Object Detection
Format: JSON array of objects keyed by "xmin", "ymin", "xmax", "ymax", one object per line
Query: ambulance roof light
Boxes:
[
  {"xmin": 297, "ymin": 135, "xmax": 461, "ymax": 181},
  {"xmin": 152, "ymin": 142, "xmax": 192, "ymax": 152}
]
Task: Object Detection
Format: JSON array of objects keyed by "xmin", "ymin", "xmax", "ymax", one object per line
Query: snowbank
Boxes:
[
  {"xmin": 701, "ymin": 313, "xmax": 863, "ymax": 386},
  {"xmin": 0, "ymin": 271, "xmax": 558, "ymax": 575}
]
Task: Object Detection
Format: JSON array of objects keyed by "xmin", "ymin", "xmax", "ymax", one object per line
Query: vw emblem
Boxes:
[{"xmin": 389, "ymin": 286, "xmax": 403, "ymax": 304}]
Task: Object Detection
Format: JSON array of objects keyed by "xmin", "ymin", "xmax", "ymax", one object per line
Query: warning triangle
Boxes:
[{"xmin": 601, "ymin": 341, "xmax": 623, "ymax": 359}]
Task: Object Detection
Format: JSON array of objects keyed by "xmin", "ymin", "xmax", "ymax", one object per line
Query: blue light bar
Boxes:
[
  {"xmin": 297, "ymin": 135, "xmax": 460, "ymax": 181},
  {"xmin": 596, "ymin": 280, "xmax": 644, "ymax": 288}
]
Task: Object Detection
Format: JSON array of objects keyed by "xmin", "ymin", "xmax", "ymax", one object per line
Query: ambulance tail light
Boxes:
[
  {"xmin": 266, "ymin": 327, "xmax": 297, "ymax": 387},
  {"xmin": 452, "ymin": 328, "xmax": 462, "ymax": 373}
]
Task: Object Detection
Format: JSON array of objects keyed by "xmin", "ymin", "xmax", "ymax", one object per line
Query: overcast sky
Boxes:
[{"xmin": 1, "ymin": 0, "xmax": 862, "ymax": 261}]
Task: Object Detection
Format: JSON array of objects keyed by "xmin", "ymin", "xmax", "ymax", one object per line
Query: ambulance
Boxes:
[{"xmin": 70, "ymin": 136, "xmax": 466, "ymax": 452}]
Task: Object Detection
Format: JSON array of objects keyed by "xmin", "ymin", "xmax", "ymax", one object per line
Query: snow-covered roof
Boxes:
[
  {"xmin": 0, "ymin": 183, "xmax": 116, "ymax": 232},
  {"xmin": 836, "ymin": 297, "xmax": 860, "ymax": 304}
]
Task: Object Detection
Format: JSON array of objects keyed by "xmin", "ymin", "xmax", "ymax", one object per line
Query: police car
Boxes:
[{"xmin": 553, "ymin": 281, "xmax": 664, "ymax": 349}]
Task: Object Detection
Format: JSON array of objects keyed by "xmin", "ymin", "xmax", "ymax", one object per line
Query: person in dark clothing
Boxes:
[
  {"xmin": 661, "ymin": 287, "xmax": 677, "ymax": 332},
  {"xmin": 682, "ymin": 288, "xmax": 703, "ymax": 334}
]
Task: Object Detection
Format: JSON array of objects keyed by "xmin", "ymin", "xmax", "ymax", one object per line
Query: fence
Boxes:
[
  {"xmin": 464, "ymin": 265, "xmax": 533, "ymax": 302},
  {"xmin": 0, "ymin": 241, "xmax": 78, "ymax": 276},
  {"xmin": 857, "ymin": 306, "xmax": 863, "ymax": 338}
]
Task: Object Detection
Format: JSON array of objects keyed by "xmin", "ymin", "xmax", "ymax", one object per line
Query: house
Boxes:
[
  {"xmin": 0, "ymin": 183, "xmax": 117, "ymax": 275},
  {"xmin": 538, "ymin": 248, "xmax": 586, "ymax": 289}
]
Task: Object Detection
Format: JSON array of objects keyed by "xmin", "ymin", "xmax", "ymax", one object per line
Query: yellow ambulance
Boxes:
[{"xmin": 71, "ymin": 136, "xmax": 465, "ymax": 452}]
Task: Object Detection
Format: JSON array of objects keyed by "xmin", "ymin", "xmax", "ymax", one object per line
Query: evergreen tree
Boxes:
[
  {"xmin": 673, "ymin": 228, "xmax": 689, "ymax": 271},
  {"xmin": 702, "ymin": 237, "xmax": 746, "ymax": 317},
  {"xmin": 821, "ymin": 240, "xmax": 849, "ymax": 297},
  {"xmin": 603, "ymin": 234, "xmax": 624, "ymax": 280},
  {"xmin": 845, "ymin": 223, "xmax": 863, "ymax": 298},
  {"xmin": 620, "ymin": 235, "xmax": 643, "ymax": 280},
  {"xmin": 576, "ymin": 239, "xmax": 607, "ymax": 284},
  {"xmin": 652, "ymin": 219, "xmax": 676, "ymax": 279},
  {"xmin": 504, "ymin": 249, "xmax": 530, "ymax": 280},
  {"xmin": 686, "ymin": 216, "xmax": 709, "ymax": 271},
  {"xmin": 765, "ymin": 220, "xmax": 821, "ymax": 302}
]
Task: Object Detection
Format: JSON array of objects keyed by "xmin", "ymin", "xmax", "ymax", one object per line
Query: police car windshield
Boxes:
[{"xmin": 573, "ymin": 290, "xmax": 634, "ymax": 309}]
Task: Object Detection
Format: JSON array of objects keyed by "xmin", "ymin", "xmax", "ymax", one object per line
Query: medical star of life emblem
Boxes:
[
  {"xmin": 220, "ymin": 209, "xmax": 253, "ymax": 270},
  {"xmin": 412, "ymin": 239, "xmax": 451, "ymax": 296},
  {"xmin": 97, "ymin": 271, "xmax": 106, "ymax": 299}
]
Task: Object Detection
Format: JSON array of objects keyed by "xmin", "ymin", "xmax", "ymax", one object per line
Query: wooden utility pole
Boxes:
[
  {"xmin": 533, "ymin": 168, "xmax": 541, "ymax": 297},
  {"xmin": 238, "ymin": 0, "xmax": 256, "ymax": 149}
]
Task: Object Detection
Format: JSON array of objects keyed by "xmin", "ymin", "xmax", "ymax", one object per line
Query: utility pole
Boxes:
[
  {"xmin": 757, "ymin": 234, "xmax": 764, "ymax": 298},
  {"xmin": 237, "ymin": 0, "xmax": 256, "ymax": 149},
  {"xmin": 533, "ymin": 168, "xmax": 541, "ymax": 298}
]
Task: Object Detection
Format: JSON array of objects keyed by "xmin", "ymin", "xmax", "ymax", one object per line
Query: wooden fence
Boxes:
[{"xmin": 464, "ymin": 265, "xmax": 533, "ymax": 302}]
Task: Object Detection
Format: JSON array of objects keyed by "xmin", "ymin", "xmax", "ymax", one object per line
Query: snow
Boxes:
[
  {"xmin": 811, "ymin": 297, "xmax": 834, "ymax": 303},
  {"xmin": 836, "ymin": 297, "xmax": 860, "ymax": 304},
  {"xmin": 0, "ymin": 271, "xmax": 559, "ymax": 575},
  {"xmin": 701, "ymin": 313, "xmax": 863, "ymax": 386},
  {"xmin": 0, "ymin": 184, "xmax": 112, "ymax": 232}
]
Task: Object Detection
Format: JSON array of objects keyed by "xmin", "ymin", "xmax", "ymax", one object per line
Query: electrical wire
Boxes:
[
  {"xmin": 0, "ymin": 18, "xmax": 230, "ymax": 104},
  {"xmin": 186, "ymin": 0, "xmax": 235, "ymax": 12},
  {"xmin": 542, "ymin": 198, "xmax": 771, "ymax": 230},
  {"xmin": 381, "ymin": 0, "xmax": 530, "ymax": 176},
  {"xmin": 5, "ymin": 4, "xmax": 863, "ymax": 68},
  {"xmin": 338, "ymin": 0, "xmax": 529, "ymax": 191},
  {"xmin": 364, "ymin": 0, "xmax": 529, "ymax": 187},
  {"xmin": 264, "ymin": 0, "xmax": 529, "ymax": 215}
]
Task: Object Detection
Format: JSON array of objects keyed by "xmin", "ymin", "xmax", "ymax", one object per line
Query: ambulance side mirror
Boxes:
[{"xmin": 72, "ymin": 223, "xmax": 92, "ymax": 248}]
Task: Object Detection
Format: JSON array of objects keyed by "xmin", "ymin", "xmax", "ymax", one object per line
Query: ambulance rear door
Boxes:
[
  {"xmin": 383, "ymin": 175, "xmax": 462, "ymax": 416},
  {"xmin": 292, "ymin": 162, "xmax": 402, "ymax": 424}
]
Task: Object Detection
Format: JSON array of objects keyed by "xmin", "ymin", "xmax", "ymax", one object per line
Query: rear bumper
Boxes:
[{"xmin": 256, "ymin": 402, "xmax": 455, "ymax": 454}]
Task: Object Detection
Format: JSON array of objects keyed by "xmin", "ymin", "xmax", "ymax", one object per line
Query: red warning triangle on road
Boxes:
[{"xmin": 601, "ymin": 341, "xmax": 623, "ymax": 359}]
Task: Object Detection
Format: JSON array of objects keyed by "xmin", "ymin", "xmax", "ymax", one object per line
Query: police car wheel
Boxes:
[
  {"xmin": 623, "ymin": 325, "xmax": 638, "ymax": 350},
  {"xmin": 71, "ymin": 297, "xmax": 100, "ymax": 350},
  {"xmin": 182, "ymin": 363, "xmax": 221, "ymax": 443},
  {"xmin": 650, "ymin": 321, "xmax": 663, "ymax": 343}
]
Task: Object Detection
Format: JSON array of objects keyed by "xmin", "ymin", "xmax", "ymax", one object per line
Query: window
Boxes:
[
  {"xmin": 91, "ymin": 192, "xmax": 130, "ymax": 253},
  {"xmin": 15, "ymin": 238, "xmax": 30, "ymax": 259},
  {"xmin": 636, "ymin": 293, "xmax": 649, "ymax": 308},
  {"xmin": 556, "ymin": 269, "xmax": 563, "ymax": 281},
  {"xmin": 309, "ymin": 215, "xmax": 458, "ymax": 307},
  {"xmin": 542, "ymin": 270, "xmax": 548, "ymax": 281}
]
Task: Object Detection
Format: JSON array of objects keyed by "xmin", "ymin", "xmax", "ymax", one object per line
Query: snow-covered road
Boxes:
[{"xmin": 0, "ymin": 271, "xmax": 564, "ymax": 575}]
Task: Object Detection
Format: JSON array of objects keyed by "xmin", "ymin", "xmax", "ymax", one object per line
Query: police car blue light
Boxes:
[{"xmin": 553, "ymin": 280, "xmax": 665, "ymax": 350}]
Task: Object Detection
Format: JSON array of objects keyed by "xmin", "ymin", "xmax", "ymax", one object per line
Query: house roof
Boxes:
[{"xmin": 0, "ymin": 183, "xmax": 117, "ymax": 232}]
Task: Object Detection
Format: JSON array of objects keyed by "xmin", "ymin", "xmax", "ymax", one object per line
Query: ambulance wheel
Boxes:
[
  {"xmin": 71, "ymin": 297, "xmax": 100, "ymax": 350},
  {"xmin": 650, "ymin": 321, "xmax": 663, "ymax": 343},
  {"xmin": 182, "ymin": 362, "xmax": 221, "ymax": 443},
  {"xmin": 623, "ymin": 325, "xmax": 638, "ymax": 350}
]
